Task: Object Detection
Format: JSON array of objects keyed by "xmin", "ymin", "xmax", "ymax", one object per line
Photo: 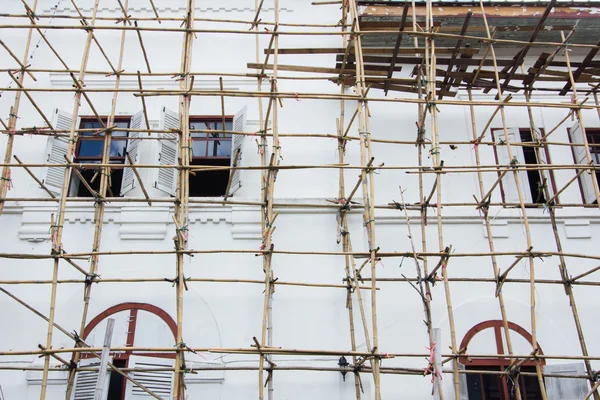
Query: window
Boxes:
[
  {"xmin": 69, "ymin": 117, "xmax": 131, "ymax": 197},
  {"xmin": 569, "ymin": 122, "xmax": 600, "ymax": 204},
  {"xmin": 459, "ymin": 321, "xmax": 545, "ymax": 400},
  {"xmin": 42, "ymin": 108, "xmax": 145, "ymax": 198},
  {"xmin": 189, "ymin": 118, "xmax": 233, "ymax": 197},
  {"xmin": 492, "ymin": 128, "xmax": 557, "ymax": 206},
  {"xmin": 154, "ymin": 106, "xmax": 246, "ymax": 197}
]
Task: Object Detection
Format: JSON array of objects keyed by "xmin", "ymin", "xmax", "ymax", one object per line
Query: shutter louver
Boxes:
[
  {"xmin": 71, "ymin": 358, "xmax": 111, "ymax": 400},
  {"xmin": 496, "ymin": 128, "xmax": 532, "ymax": 204},
  {"xmin": 155, "ymin": 107, "xmax": 179, "ymax": 196},
  {"xmin": 121, "ymin": 110, "xmax": 145, "ymax": 196},
  {"xmin": 127, "ymin": 356, "xmax": 174, "ymax": 398},
  {"xmin": 42, "ymin": 109, "xmax": 73, "ymax": 195},
  {"xmin": 569, "ymin": 122, "xmax": 596, "ymax": 204},
  {"xmin": 229, "ymin": 106, "xmax": 246, "ymax": 196}
]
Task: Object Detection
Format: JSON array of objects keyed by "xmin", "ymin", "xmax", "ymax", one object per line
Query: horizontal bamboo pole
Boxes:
[
  {"xmin": 1, "ymin": 85, "xmax": 596, "ymax": 106},
  {"xmin": 1, "ymin": 249, "xmax": 599, "ymax": 262},
  {"xmin": 0, "ymin": 24, "xmax": 599, "ymax": 50}
]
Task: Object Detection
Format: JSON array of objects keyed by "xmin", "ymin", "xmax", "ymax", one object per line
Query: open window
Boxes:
[
  {"xmin": 492, "ymin": 128, "xmax": 556, "ymax": 206},
  {"xmin": 154, "ymin": 106, "xmax": 245, "ymax": 197},
  {"xmin": 42, "ymin": 110, "xmax": 144, "ymax": 198},
  {"xmin": 568, "ymin": 122, "xmax": 599, "ymax": 204}
]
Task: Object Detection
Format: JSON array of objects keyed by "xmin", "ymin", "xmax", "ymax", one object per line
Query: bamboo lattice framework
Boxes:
[{"xmin": 1, "ymin": 0, "xmax": 600, "ymax": 399}]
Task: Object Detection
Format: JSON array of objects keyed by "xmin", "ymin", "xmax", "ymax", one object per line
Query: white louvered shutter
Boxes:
[
  {"xmin": 126, "ymin": 355, "xmax": 174, "ymax": 398},
  {"xmin": 121, "ymin": 110, "xmax": 145, "ymax": 196},
  {"xmin": 496, "ymin": 128, "xmax": 532, "ymax": 204},
  {"xmin": 229, "ymin": 106, "xmax": 246, "ymax": 196},
  {"xmin": 154, "ymin": 107, "xmax": 179, "ymax": 196},
  {"xmin": 42, "ymin": 109, "xmax": 73, "ymax": 195},
  {"xmin": 71, "ymin": 358, "xmax": 111, "ymax": 400},
  {"xmin": 569, "ymin": 122, "xmax": 596, "ymax": 204},
  {"xmin": 545, "ymin": 363, "xmax": 589, "ymax": 400}
]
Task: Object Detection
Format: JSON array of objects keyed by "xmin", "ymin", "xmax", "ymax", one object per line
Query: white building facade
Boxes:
[{"xmin": 1, "ymin": 1, "xmax": 600, "ymax": 399}]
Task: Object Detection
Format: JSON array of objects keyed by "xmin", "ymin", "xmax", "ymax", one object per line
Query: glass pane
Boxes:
[
  {"xmin": 81, "ymin": 121, "xmax": 103, "ymax": 136},
  {"xmin": 113, "ymin": 121, "xmax": 129, "ymax": 138},
  {"xmin": 192, "ymin": 140, "xmax": 208, "ymax": 157},
  {"xmin": 208, "ymin": 139, "xmax": 232, "ymax": 157},
  {"xmin": 78, "ymin": 140, "xmax": 104, "ymax": 158},
  {"xmin": 110, "ymin": 140, "xmax": 127, "ymax": 158}
]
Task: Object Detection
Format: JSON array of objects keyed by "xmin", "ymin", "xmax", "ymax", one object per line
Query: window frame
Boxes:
[
  {"xmin": 491, "ymin": 127, "xmax": 558, "ymax": 206},
  {"xmin": 75, "ymin": 116, "xmax": 132, "ymax": 162},
  {"xmin": 459, "ymin": 320, "xmax": 546, "ymax": 400},
  {"xmin": 569, "ymin": 126, "xmax": 600, "ymax": 204},
  {"xmin": 189, "ymin": 115, "xmax": 234, "ymax": 161}
]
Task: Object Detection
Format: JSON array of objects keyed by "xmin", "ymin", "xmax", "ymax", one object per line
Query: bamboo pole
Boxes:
[
  {"xmin": 39, "ymin": 0, "xmax": 101, "ymax": 397},
  {"xmin": 0, "ymin": 2, "xmax": 37, "ymax": 216}
]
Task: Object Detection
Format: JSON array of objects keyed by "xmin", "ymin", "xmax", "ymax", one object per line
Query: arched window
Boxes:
[
  {"xmin": 73, "ymin": 303, "xmax": 177, "ymax": 400},
  {"xmin": 459, "ymin": 320, "xmax": 545, "ymax": 400}
]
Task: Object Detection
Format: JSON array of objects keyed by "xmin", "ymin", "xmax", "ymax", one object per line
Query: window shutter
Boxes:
[
  {"xmin": 545, "ymin": 363, "xmax": 589, "ymax": 400},
  {"xmin": 126, "ymin": 355, "xmax": 174, "ymax": 398},
  {"xmin": 42, "ymin": 109, "xmax": 73, "ymax": 195},
  {"xmin": 229, "ymin": 106, "xmax": 247, "ymax": 196},
  {"xmin": 496, "ymin": 128, "xmax": 532, "ymax": 204},
  {"xmin": 71, "ymin": 358, "xmax": 111, "ymax": 400},
  {"xmin": 569, "ymin": 122, "xmax": 596, "ymax": 204},
  {"xmin": 120, "ymin": 110, "xmax": 145, "ymax": 196},
  {"xmin": 154, "ymin": 106, "xmax": 179, "ymax": 196}
]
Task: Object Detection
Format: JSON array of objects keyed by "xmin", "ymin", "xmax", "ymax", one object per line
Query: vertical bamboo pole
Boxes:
[
  {"xmin": 337, "ymin": 1, "xmax": 361, "ymax": 398},
  {"xmin": 479, "ymin": 2, "xmax": 547, "ymax": 397},
  {"xmin": 173, "ymin": 1, "xmax": 195, "ymax": 398},
  {"xmin": 468, "ymin": 88, "xmax": 522, "ymax": 400},
  {"xmin": 348, "ymin": 0, "xmax": 381, "ymax": 397},
  {"xmin": 40, "ymin": 1, "xmax": 101, "ymax": 398},
  {"xmin": 421, "ymin": 0, "xmax": 461, "ymax": 397},
  {"xmin": 64, "ymin": 1, "xmax": 130, "ymax": 398},
  {"xmin": 258, "ymin": 2, "xmax": 281, "ymax": 399},
  {"xmin": 0, "ymin": 0, "xmax": 38, "ymax": 216},
  {"xmin": 524, "ymin": 90, "xmax": 599, "ymax": 400}
]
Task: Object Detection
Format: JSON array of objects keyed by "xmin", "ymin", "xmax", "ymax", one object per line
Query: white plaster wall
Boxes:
[{"xmin": 0, "ymin": 1, "xmax": 600, "ymax": 399}]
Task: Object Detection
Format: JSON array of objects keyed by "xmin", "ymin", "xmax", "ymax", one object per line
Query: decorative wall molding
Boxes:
[
  {"xmin": 50, "ymin": 74, "xmax": 260, "ymax": 89},
  {"xmin": 26, "ymin": 369, "xmax": 68, "ymax": 386},
  {"xmin": 563, "ymin": 219, "xmax": 592, "ymax": 239},
  {"xmin": 47, "ymin": 6, "xmax": 293, "ymax": 14}
]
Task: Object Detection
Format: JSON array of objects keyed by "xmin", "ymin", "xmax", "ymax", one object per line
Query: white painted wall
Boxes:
[{"xmin": 0, "ymin": 1, "xmax": 599, "ymax": 399}]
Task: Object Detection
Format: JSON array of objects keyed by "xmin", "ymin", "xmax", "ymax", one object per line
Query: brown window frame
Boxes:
[
  {"xmin": 75, "ymin": 116, "xmax": 132, "ymax": 163},
  {"xmin": 189, "ymin": 115, "xmax": 234, "ymax": 161}
]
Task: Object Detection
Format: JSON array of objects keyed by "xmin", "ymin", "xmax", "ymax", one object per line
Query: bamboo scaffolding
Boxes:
[{"xmin": 2, "ymin": 1, "xmax": 600, "ymax": 399}]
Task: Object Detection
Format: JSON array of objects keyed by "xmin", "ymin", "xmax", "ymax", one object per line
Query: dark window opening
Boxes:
[
  {"xmin": 189, "ymin": 118, "xmax": 233, "ymax": 197},
  {"xmin": 520, "ymin": 130, "xmax": 547, "ymax": 204},
  {"xmin": 107, "ymin": 359, "xmax": 127, "ymax": 400},
  {"xmin": 466, "ymin": 366, "xmax": 542, "ymax": 400},
  {"xmin": 70, "ymin": 117, "xmax": 130, "ymax": 197},
  {"xmin": 492, "ymin": 128, "xmax": 557, "ymax": 206}
]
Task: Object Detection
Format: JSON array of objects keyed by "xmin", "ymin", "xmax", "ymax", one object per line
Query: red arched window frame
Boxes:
[
  {"xmin": 82, "ymin": 302, "xmax": 177, "ymax": 360},
  {"xmin": 459, "ymin": 320, "xmax": 545, "ymax": 400},
  {"xmin": 458, "ymin": 320, "xmax": 544, "ymax": 367}
]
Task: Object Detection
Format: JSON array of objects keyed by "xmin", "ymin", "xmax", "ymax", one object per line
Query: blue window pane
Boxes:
[
  {"xmin": 78, "ymin": 140, "xmax": 104, "ymax": 157},
  {"xmin": 209, "ymin": 140, "xmax": 232, "ymax": 157},
  {"xmin": 111, "ymin": 140, "xmax": 128, "ymax": 157}
]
